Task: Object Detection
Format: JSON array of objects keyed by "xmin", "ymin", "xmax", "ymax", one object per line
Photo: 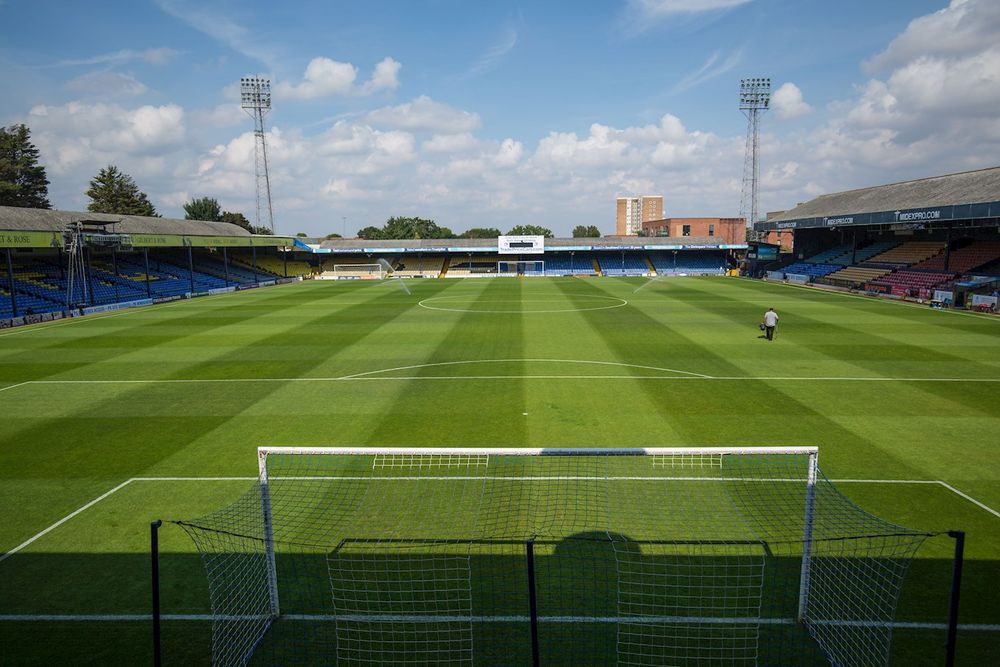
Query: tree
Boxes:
[
  {"xmin": 183, "ymin": 196, "xmax": 222, "ymax": 221},
  {"xmin": 85, "ymin": 165, "xmax": 159, "ymax": 216},
  {"xmin": 0, "ymin": 124, "xmax": 51, "ymax": 209},
  {"xmin": 296, "ymin": 232, "xmax": 308, "ymax": 237},
  {"xmin": 357, "ymin": 216, "xmax": 453, "ymax": 240},
  {"xmin": 459, "ymin": 227, "xmax": 501, "ymax": 239},
  {"xmin": 572, "ymin": 225, "xmax": 601, "ymax": 238},
  {"xmin": 507, "ymin": 224, "xmax": 553, "ymax": 238},
  {"xmin": 221, "ymin": 211, "xmax": 251, "ymax": 230},
  {"xmin": 324, "ymin": 233, "xmax": 342, "ymax": 239},
  {"xmin": 357, "ymin": 225, "xmax": 383, "ymax": 240},
  {"xmin": 249, "ymin": 225, "xmax": 272, "ymax": 235}
]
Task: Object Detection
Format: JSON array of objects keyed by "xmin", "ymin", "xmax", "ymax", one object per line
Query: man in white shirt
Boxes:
[{"xmin": 762, "ymin": 307, "xmax": 779, "ymax": 341}]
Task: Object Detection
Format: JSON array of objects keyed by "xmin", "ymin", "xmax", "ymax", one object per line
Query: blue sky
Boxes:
[{"xmin": 1, "ymin": 0, "xmax": 997, "ymax": 236}]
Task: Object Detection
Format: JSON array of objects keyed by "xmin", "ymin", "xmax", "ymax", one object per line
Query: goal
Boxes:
[
  {"xmin": 331, "ymin": 264, "xmax": 384, "ymax": 280},
  {"xmin": 176, "ymin": 447, "xmax": 933, "ymax": 666},
  {"xmin": 498, "ymin": 260, "xmax": 545, "ymax": 276}
]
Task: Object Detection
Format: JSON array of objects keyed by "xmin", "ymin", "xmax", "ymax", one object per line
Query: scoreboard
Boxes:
[{"xmin": 498, "ymin": 235, "xmax": 545, "ymax": 254}]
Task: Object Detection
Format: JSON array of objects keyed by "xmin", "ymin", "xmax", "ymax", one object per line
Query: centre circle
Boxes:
[{"xmin": 418, "ymin": 294, "xmax": 628, "ymax": 313}]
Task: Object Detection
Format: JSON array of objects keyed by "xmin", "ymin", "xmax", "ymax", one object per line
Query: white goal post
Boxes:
[
  {"xmin": 179, "ymin": 445, "xmax": 932, "ymax": 667},
  {"xmin": 497, "ymin": 260, "xmax": 545, "ymax": 275}
]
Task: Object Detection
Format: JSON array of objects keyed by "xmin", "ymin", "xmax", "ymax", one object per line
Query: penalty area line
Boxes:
[
  {"xmin": 3, "ymin": 475, "xmax": 996, "ymax": 567},
  {"xmin": 0, "ymin": 478, "xmax": 136, "ymax": 565}
]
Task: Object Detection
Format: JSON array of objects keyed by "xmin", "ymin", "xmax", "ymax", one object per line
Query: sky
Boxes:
[{"xmin": 1, "ymin": 0, "xmax": 998, "ymax": 237}]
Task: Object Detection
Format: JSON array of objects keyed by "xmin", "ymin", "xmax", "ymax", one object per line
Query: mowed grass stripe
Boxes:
[
  {"xmin": 677, "ymin": 278, "xmax": 999, "ymax": 377},
  {"xmin": 0, "ymin": 283, "xmax": 447, "ymax": 549},
  {"xmin": 557, "ymin": 278, "xmax": 941, "ymax": 481},
  {"xmin": 0, "ymin": 284, "xmax": 331, "ymax": 383},
  {"xmin": 520, "ymin": 279, "xmax": 689, "ymax": 446},
  {"xmin": 363, "ymin": 278, "xmax": 529, "ymax": 446}
]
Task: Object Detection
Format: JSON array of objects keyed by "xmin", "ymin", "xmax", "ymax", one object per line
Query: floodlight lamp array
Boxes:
[
  {"xmin": 739, "ymin": 77, "xmax": 771, "ymax": 110},
  {"xmin": 240, "ymin": 77, "xmax": 272, "ymax": 110}
]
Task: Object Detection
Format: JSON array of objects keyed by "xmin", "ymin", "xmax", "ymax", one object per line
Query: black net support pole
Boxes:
[
  {"xmin": 151, "ymin": 519, "xmax": 163, "ymax": 667},
  {"xmin": 222, "ymin": 246, "xmax": 230, "ymax": 286},
  {"xmin": 252, "ymin": 245, "xmax": 258, "ymax": 284},
  {"xmin": 5, "ymin": 248, "xmax": 18, "ymax": 318},
  {"xmin": 187, "ymin": 245, "xmax": 195, "ymax": 294},
  {"xmin": 944, "ymin": 529, "xmax": 965, "ymax": 667},
  {"xmin": 526, "ymin": 538, "xmax": 540, "ymax": 667},
  {"xmin": 143, "ymin": 248, "xmax": 152, "ymax": 299}
]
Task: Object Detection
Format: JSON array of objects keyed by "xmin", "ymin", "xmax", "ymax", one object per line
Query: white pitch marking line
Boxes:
[
  {"xmin": 936, "ymin": 481, "xmax": 1000, "ymax": 520},
  {"xmin": 338, "ymin": 358, "xmax": 712, "ymax": 380},
  {"xmin": 418, "ymin": 294, "xmax": 629, "ymax": 314},
  {"xmin": 8, "ymin": 375, "xmax": 999, "ymax": 389},
  {"xmin": 0, "ymin": 613, "xmax": 996, "ymax": 631},
  {"xmin": 0, "ymin": 478, "xmax": 136, "ymax": 564},
  {"xmin": 746, "ymin": 277, "xmax": 1000, "ymax": 322},
  {"xmin": 3, "ymin": 475, "xmax": 997, "ymax": 568}
]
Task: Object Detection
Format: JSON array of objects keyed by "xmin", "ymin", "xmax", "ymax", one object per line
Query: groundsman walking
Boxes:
[{"xmin": 762, "ymin": 307, "xmax": 779, "ymax": 341}]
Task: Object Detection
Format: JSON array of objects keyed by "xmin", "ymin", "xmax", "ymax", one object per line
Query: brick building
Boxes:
[{"xmin": 641, "ymin": 217, "xmax": 744, "ymax": 245}]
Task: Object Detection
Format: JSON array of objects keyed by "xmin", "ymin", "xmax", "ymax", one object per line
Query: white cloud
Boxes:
[
  {"xmin": 360, "ymin": 57, "xmax": 402, "ymax": 94},
  {"xmin": 771, "ymin": 82, "xmax": 813, "ymax": 119},
  {"xmin": 867, "ymin": 0, "xmax": 1000, "ymax": 72},
  {"xmin": 275, "ymin": 56, "xmax": 401, "ymax": 100},
  {"xmin": 365, "ymin": 96, "xmax": 481, "ymax": 133},
  {"xmin": 466, "ymin": 26, "xmax": 518, "ymax": 78},
  {"xmin": 629, "ymin": 0, "xmax": 752, "ymax": 17},
  {"xmin": 674, "ymin": 50, "xmax": 741, "ymax": 91},
  {"xmin": 48, "ymin": 47, "xmax": 180, "ymax": 68},
  {"xmin": 192, "ymin": 103, "xmax": 244, "ymax": 128},
  {"xmin": 153, "ymin": 0, "xmax": 278, "ymax": 67},
  {"xmin": 422, "ymin": 133, "xmax": 482, "ymax": 153},
  {"xmin": 27, "ymin": 101, "xmax": 185, "ymax": 172},
  {"xmin": 65, "ymin": 71, "xmax": 148, "ymax": 97}
]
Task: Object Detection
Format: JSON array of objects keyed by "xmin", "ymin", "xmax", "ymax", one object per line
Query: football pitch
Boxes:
[{"xmin": 0, "ymin": 276, "xmax": 998, "ymax": 665}]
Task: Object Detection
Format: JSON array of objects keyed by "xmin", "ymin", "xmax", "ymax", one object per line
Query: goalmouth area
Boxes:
[{"xmin": 0, "ymin": 276, "xmax": 997, "ymax": 665}]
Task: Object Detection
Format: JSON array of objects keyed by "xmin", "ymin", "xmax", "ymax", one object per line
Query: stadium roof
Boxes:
[
  {"xmin": 754, "ymin": 166, "xmax": 1000, "ymax": 231},
  {"xmin": 0, "ymin": 206, "xmax": 251, "ymax": 236},
  {"xmin": 312, "ymin": 236, "xmax": 744, "ymax": 254},
  {"xmin": 0, "ymin": 207, "xmax": 295, "ymax": 248}
]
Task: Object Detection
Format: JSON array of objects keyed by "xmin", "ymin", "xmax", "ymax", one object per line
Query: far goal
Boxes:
[
  {"xmin": 175, "ymin": 447, "xmax": 943, "ymax": 666},
  {"xmin": 330, "ymin": 263, "xmax": 384, "ymax": 280},
  {"xmin": 498, "ymin": 260, "xmax": 545, "ymax": 276}
]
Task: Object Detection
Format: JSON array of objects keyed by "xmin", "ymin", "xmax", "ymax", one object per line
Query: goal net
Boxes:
[
  {"xmin": 331, "ymin": 264, "xmax": 384, "ymax": 279},
  {"xmin": 498, "ymin": 261, "xmax": 544, "ymax": 276},
  {"xmin": 177, "ymin": 447, "xmax": 931, "ymax": 666}
]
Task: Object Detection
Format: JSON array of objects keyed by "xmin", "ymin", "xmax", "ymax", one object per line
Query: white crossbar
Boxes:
[{"xmin": 258, "ymin": 446, "xmax": 819, "ymax": 457}]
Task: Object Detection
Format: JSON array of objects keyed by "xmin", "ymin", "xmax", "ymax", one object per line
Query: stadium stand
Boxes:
[
  {"xmin": 863, "ymin": 241, "xmax": 945, "ymax": 267},
  {"xmin": 870, "ymin": 270, "xmax": 956, "ymax": 296},
  {"xmin": 596, "ymin": 252, "xmax": 650, "ymax": 276},
  {"xmin": 911, "ymin": 240, "xmax": 1000, "ymax": 274},
  {"xmin": 823, "ymin": 265, "xmax": 893, "ymax": 285},
  {"xmin": 828, "ymin": 240, "xmax": 899, "ymax": 265},
  {"xmin": 393, "ymin": 256, "xmax": 445, "ymax": 277},
  {"xmin": 543, "ymin": 254, "xmax": 596, "ymax": 276},
  {"xmin": 779, "ymin": 262, "xmax": 841, "ymax": 278},
  {"xmin": 803, "ymin": 244, "xmax": 852, "ymax": 264},
  {"xmin": 648, "ymin": 251, "xmax": 727, "ymax": 275}
]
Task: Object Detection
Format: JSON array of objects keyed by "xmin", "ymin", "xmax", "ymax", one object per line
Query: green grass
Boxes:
[{"xmin": 0, "ymin": 276, "xmax": 998, "ymax": 665}]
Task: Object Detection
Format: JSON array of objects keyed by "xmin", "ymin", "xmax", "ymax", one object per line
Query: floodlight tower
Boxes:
[
  {"xmin": 739, "ymin": 77, "xmax": 770, "ymax": 242},
  {"xmin": 241, "ymin": 76, "xmax": 276, "ymax": 235}
]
